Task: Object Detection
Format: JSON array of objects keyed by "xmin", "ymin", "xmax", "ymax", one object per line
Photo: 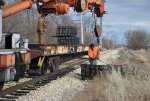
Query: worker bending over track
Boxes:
[{"xmin": 88, "ymin": 43, "xmax": 100, "ymax": 65}]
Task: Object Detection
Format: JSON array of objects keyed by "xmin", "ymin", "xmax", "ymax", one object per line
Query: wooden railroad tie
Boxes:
[{"xmin": 81, "ymin": 64, "xmax": 127, "ymax": 80}]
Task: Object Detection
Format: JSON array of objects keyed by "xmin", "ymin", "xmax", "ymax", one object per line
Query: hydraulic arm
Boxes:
[
  {"xmin": 2, "ymin": 0, "xmax": 105, "ymax": 18},
  {"xmin": 2, "ymin": 0, "xmax": 32, "ymax": 18},
  {"xmin": 0, "ymin": 0, "xmax": 105, "ymax": 44}
]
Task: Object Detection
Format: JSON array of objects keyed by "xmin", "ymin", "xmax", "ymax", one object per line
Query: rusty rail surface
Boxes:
[{"xmin": 0, "ymin": 58, "xmax": 87, "ymax": 99}]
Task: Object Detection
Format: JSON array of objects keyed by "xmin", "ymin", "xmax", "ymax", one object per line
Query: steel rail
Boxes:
[{"xmin": 0, "ymin": 58, "xmax": 87, "ymax": 98}]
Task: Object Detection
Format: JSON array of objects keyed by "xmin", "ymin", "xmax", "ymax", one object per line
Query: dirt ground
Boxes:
[{"xmin": 75, "ymin": 48, "xmax": 150, "ymax": 101}]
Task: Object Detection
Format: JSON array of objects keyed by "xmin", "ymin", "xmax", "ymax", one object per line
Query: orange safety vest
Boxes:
[{"xmin": 88, "ymin": 47, "xmax": 100, "ymax": 60}]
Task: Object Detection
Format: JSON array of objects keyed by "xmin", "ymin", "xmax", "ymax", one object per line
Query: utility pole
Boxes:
[
  {"xmin": 110, "ymin": 31, "xmax": 114, "ymax": 49},
  {"xmin": 111, "ymin": 36, "xmax": 116, "ymax": 49},
  {"xmin": 106, "ymin": 32, "xmax": 109, "ymax": 49},
  {"xmin": 80, "ymin": 13, "xmax": 84, "ymax": 45},
  {"xmin": 0, "ymin": 0, "xmax": 5, "ymax": 42},
  {"xmin": 105, "ymin": 25, "xmax": 111, "ymax": 49},
  {"xmin": 0, "ymin": 7, "xmax": 2, "ymax": 42},
  {"xmin": 114, "ymin": 36, "xmax": 117, "ymax": 48},
  {"xmin": 99, "ymin": 17, "xmax": 102, "ymax": 49},
  {"xmin": 110, "ymin": 36, "xmax": 114, "ymax": 49}
]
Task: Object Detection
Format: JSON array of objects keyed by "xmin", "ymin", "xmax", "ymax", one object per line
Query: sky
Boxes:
[
  {"xmin": 102, "ymin": 0, "xmax": 150, "ymax": 44},
  {"xmin": 68, "ymin": 0, "xmax": 150, "ymax": 44}
]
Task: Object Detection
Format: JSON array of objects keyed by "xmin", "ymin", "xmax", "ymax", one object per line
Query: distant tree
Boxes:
[
  {"xmin": 101, "ymin": 37, "xmax": 113, "ymax": 49},
  {"xmin": 3, "ymin": 8, "xmax": 40, "ymax": 43},
  {"xmin": 124, "ymin": 29, "xmax": 150, "ymax": 50},
  {"xmin": 83, "ymin": 16, "xmax": 98, "ymax": 45}
]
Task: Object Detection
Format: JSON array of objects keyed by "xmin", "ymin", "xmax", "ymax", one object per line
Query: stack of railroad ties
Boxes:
[{"xmin": 81, "ymin": 64, "xmax": 127, "ymax": 80}]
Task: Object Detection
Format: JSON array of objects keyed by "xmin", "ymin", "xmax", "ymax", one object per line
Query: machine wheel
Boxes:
[
  {"xmin": 20, "ymin": 65, "xmax": 27, "ymax": 77},
  {"xmin": 48, "ymin": 58, "xmax": 53, "ymax": 72},
  {"xmin": 0, "ymin": 82, "xmax": 4, "ymax": 91},
  {"xmin": 41, "ymin": 61, "xmax": 49, "ymax": 75},
  {"xmin": 48, "ymin": 57, "xmax": 59, "ymax": 72},
  {"xmin": 51, "ymin": 59, "xmax": 58, "ymax": 72},
  {"xmin": 74, "ymin": 0, "xmax": 87, "ymax": 12}
]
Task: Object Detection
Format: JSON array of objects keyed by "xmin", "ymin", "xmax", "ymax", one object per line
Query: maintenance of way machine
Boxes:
[{"xmin": 0, "ymin": 0, "xmax": 105, "ymax": 90}]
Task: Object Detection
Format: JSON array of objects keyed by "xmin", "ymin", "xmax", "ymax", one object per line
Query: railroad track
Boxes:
[
  {"xmin": 0, "ymin": 50, "xmax": 111, "ymax": 101},
  {"xmin": 0, "ymin": 57, "xmax": 87, "ymax": 101}
]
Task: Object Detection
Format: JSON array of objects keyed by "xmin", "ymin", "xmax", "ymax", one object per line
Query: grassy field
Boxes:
[{"xmin": 74, "ymin": 49, "xmax": 150, "ymax": 101}]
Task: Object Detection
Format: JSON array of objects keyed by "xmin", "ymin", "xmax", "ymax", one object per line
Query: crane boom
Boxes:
[
  {"xmin": 2, "ymin": 0, "xmax": 105, "ymax": 18},
  {"xmin": 2, "ymin": 0, "xmax": 32, "ymax": 18}
]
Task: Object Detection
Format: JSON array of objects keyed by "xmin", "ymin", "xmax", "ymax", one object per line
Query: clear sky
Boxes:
[{"xmin": 102, "ymin": 0, "xmax": 150, "ymax": 44}]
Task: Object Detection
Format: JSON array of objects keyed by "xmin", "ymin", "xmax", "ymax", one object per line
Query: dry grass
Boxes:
[
  {"xmin": 74, "ymin": 49, "xmax": 150, "ymax": 101},
  {"xmin": 74, "ymin": 75, "xmax": 108, "ymax": 101}
]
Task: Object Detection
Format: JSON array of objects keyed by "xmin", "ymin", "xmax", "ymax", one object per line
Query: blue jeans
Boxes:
[{"xmin": 89, "ymin": 59, "xmax": 97, "ymax": 65}]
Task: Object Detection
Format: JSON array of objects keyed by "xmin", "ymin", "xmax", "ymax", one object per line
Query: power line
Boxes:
[
  {"xmin": 48, "ymin": 15, "xmax": 61, "ymax": 26},
  {"xmin": 83, "ymin": 16, "xmax": 92, "ymax": 26},
  {"xmin": 49, "ymin": 15, "xmax": 80, "ymax": 27}
]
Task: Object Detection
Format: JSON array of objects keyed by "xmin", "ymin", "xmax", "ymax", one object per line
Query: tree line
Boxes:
[{"xmin": 124, "ymin": 29, "xmax": 150, "ymax": 50}]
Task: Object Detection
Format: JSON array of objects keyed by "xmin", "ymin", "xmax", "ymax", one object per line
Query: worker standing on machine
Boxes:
[{"xmin": 88, "ymin": 43, "xmax": 100, "ymax": 65}]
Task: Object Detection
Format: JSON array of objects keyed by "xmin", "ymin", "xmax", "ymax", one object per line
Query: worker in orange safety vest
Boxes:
[{"xmin": 88, "ymin": 43, "xmax": 100, "ymax": 65}]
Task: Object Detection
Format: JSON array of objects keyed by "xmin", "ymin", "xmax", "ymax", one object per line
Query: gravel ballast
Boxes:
[
  {"xmin": 16, "ymin": 50, "xmax": 119, "ymax": 101},
  {"xmin": 17, "ymin": 65, "xmax": 89, "ymax": 101}
]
